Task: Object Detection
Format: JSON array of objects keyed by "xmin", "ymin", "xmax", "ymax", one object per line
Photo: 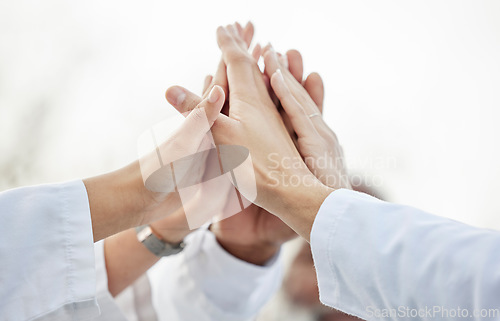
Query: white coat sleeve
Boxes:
[
  {"xmin": 0, "ymin": 181, "xmax": 99, "ymax": 321},
  {"xmin": 310, "ymin": 189, "xmax": 500, "ymax": 321},
  {"xmin": 147, "ymin": 229, "xmax": 283, "ymax": 321},
  {"xmin": 90, "ymin": 241, "xmax": 129, "ymax": 321}
]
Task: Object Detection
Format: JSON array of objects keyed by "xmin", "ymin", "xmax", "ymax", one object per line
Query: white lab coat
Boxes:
[
  {"xmin": 93, "ymin": 229, "xmax": 282, "ymax": 321},
  {"xmin": 0, "ymin": 181, "xmax": 98, "ymax": 321},
  {"xmin": 0, "ymin": 181, "xmax": 282, "ymax": 321},
  {"xmin": 310, "ymin": 189, "xmax": 500, "ymax": 321}
]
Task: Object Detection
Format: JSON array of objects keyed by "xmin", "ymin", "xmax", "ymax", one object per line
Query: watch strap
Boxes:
[{"xmin": 136, "ymin": 225, "xmax": 185, "ymax": 257}]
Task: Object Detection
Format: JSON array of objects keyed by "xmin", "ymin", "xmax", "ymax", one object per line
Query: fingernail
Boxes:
[
  {"xmin": 280, "ymin": 55, "xmax": 289, "ymax": 68},
  {"xmin": 167, "ymin": 87, "xmax": 186, "ymax": 106},
  {"xmin": 269, "ymin": 46, "xmax": 278, "ymax": 61},
  {"xmin": 276, "ymin": 69, "xmax": 285, "ymax": 82},
  {"xmin": 208, "ymin": 86, "xmax": 221, "ymax": 103}
]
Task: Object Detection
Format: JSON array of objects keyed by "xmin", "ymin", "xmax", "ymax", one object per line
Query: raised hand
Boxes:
[
  {"xmin": 205, "ymin": 48, "xmax": 333, "ymax": 265},
  {"xmin": 262, "ymin": 46, "xmax": 351, "ymax": 190},
  {"xmin": 212, "ymin": 25, "xmax": 334, "ymax": 240},
  {"xmin": 200, "ymin": 46, "xmax": 297, "ymax": 265}
]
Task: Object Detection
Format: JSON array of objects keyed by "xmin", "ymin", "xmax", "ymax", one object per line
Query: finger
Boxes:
[
  {"xmin": 262, "ymin": 73, "xmax": 270, "ymax": 91},
  {"xmin": 264, "ymin": 48, "xmax": 320, "ymax": 113},
  {"xmin": 286, "ymin": 49, "xmax": 304, "ymax": 83},
  {"xmin": 209, "ymin": 59, "xmax": 229, "ymax": 99},
  {"xmin": 252, "ymin": 43, "xmax": 262, "ymax": 61},
  {"xmin": 216, "ymin": 26, "xmax": 257, "ymax": 96},
  {"xmin": 303, "ymin": 72, "xmax": 324, "ymax": 113},
  {"xmin": 270, "ymin": 69, "xmax": 318, "ymax": 138},
  {"xmin": 262, "ymin": 47, "xmax": 284, "ymax": 105},
  {"xmin": 262, "ymin": 46, "xmax": 281, "ymax": 77},
  {"xmin": 166, "ymin": 86, "xmax": 202, "ymax": 114},
  {"xmin": 202, "ymin": 75, "xmax": 213, "ymax": 95},
  {"xmin": 242, "ymin": 21, "xmax": 254, "ymax": 48},
  {"xmin": 261, "ymin": 43, "xmax": 272, "ymax": 55},
  {"xmin": 228, "ymin": 24, "xmax": 247, "ymax": 50},
  {"xmin": 278, "ymin": 53, "xmax": 289, "ymax": 69},
  {"xmin": 193, "ymin": 85, "xmax": 225, "ymax": 125},
  {"xmin": 166, "ymin": 84, "xmax": 234, "ymax": 131},
  {"xmin": 235, "ymin": 21, "xmax": 243, "ymax": 37},
  {"xmin": 177, "ymin": 86, "xmax": 225, "ymax": 147}
]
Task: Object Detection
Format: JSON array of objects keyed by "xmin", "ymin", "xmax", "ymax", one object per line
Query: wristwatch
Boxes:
[{"xmin": 136, "ymin": 225, "xmax": 185, "ymax": 257}]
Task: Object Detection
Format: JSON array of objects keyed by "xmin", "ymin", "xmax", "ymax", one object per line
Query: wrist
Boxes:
[
  {"xmin": 84, "ymin": 161, "xmax": 148, "ymax": 241},
  {"xmin": 274, "ymin": 176, "xmax": 334, "ymax": 242},
  {"xmin": 149, "ymin": 208, "xmax": 191, "ymax": 244},
  {"xmin": 149, "ymin": 222, "xmax": 190, "ymax": 244}
]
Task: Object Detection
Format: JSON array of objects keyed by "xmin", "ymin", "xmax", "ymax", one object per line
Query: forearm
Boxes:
[
  {"xmin": 104, "ymin": 229, "xmax": 159, "ymax": 296},
  {"xmin": 84, "ymin": 161, "xmax": 147, "ymax": 242},
  {"xmin": 84, "ymin": 160, "xmax": 185, "ymax": 242},
  {"xmin": 104, "ymin": 207, "xmax": 190, "ymax": 296}
]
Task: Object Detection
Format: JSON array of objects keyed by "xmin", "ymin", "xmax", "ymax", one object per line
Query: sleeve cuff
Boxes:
[
  {"xmin": 184, "ymin": 229, "xmax": 283, "ymax": 319},
  {"xmin": 59, "ymin": 180, "xmax": 100, "ymax": 319},
  {"xmin": 310, "ymin": 189, "xmax": 347, "ymax": 307},
  {"xmin": 310, "ymin": 188, "xmax": 376, "ymax": 308}
]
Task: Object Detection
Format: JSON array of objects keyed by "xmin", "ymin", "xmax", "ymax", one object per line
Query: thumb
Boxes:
[
  {"xmin": 177, "ymin": 85, "xmax": 225, "ymax": 146},
  {"xmin": 165, "ymin": 86, "xmax": 202, "ymax": 115},
  {"xmin": 185, "ymin": 85, "xmax": 225, "ymax": 127}
]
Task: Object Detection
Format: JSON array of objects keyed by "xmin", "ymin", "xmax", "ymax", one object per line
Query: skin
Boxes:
[
  {"xmin": 262, "ymin": 45, "xmax": 352, "ymax": 190},
  {"xmin": 84, "ymin": 85, "xmax": 225, "ymax": 243},
  {"xmin": 205, "ymin": 44, "xmax": 333, "ymax": 265},
  {"xmin": 103, "ymin": 22, "xmax": 329, "ymax": 296},
  {"xmin": 212, "ymin": 25, "xmax": 342, "ymax": 241},
  {"xmin": 102, "ymin": 23, "xmax": 257, "ymax": 296},
  {"xmin": 168, "ymin": 25, "xmax": 335, "ymax": 241},
  {"xmin": 91, "ymin": 21, "xmax": 350, "ymax": 296}
]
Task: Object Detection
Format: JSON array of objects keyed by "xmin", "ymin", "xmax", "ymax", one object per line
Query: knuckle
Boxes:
[{"xmin": 190, "ymin": 107, "xmax": 208, "ymax": 123}]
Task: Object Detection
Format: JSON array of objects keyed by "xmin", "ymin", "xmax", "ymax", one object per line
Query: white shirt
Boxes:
[
  {"xmin": 93, "ymin": 230, "xmax": 282, "ymax": 321},
  {"xmin": 0, "ymin": 181, "xmax": 98, "ymax": 321},
  {"xmin": 0, "ymin": 181, "xmax": 282, "ymax": 321},
  {"xmin": 311, "ymin": 189, "xmax": 500, "ymax": 321}
]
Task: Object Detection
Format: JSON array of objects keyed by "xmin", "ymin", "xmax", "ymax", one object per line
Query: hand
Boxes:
[
  {"xmin": 213, "ymin": 25, "xmax": 328, "ymax": 210},
  {"xmin": 262, "ymin": 45, "xmax": 352, "ymax": 190},
  {"xmin": 200, "ymin": 53, "xmax": 297, "ymax": 265},
  {"xmin": 84, "ymin": 85, "xmax": 225, "ymax": 242},
  {"xmin": 207, "ymin": 46, "xmax": 333, "ymax": 265},
  {"xmin": 164, "ymin": 38, "xmax": 296, "ymax": 266},
  {"xmin": 149, "ymin": 149, "xmax": 235, "ymax": 243},
  {"xmin": 166, "ymin": 24, "xmax": 330, "ymax": 241},
  {"xmin": 213, "ymin": 25, "xmax": 334, "ymax": 241}
]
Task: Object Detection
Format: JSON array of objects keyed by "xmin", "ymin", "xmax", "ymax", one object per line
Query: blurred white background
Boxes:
[{"xmin": 1, "ymin": 0, "xmax": 500, "ymax": 229}]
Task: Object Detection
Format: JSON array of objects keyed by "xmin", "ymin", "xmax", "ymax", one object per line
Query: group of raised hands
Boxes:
[
  {"xmin": 84, "ymin": 21, "xmax": 351, "ymax": 294},
  {"xmin": 161, "ymin": 22, "xmax": 353, "ymax": 240},
  {"xmin": 6, "ymin": 21, "xmax": 498, "ymax": 321}
]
